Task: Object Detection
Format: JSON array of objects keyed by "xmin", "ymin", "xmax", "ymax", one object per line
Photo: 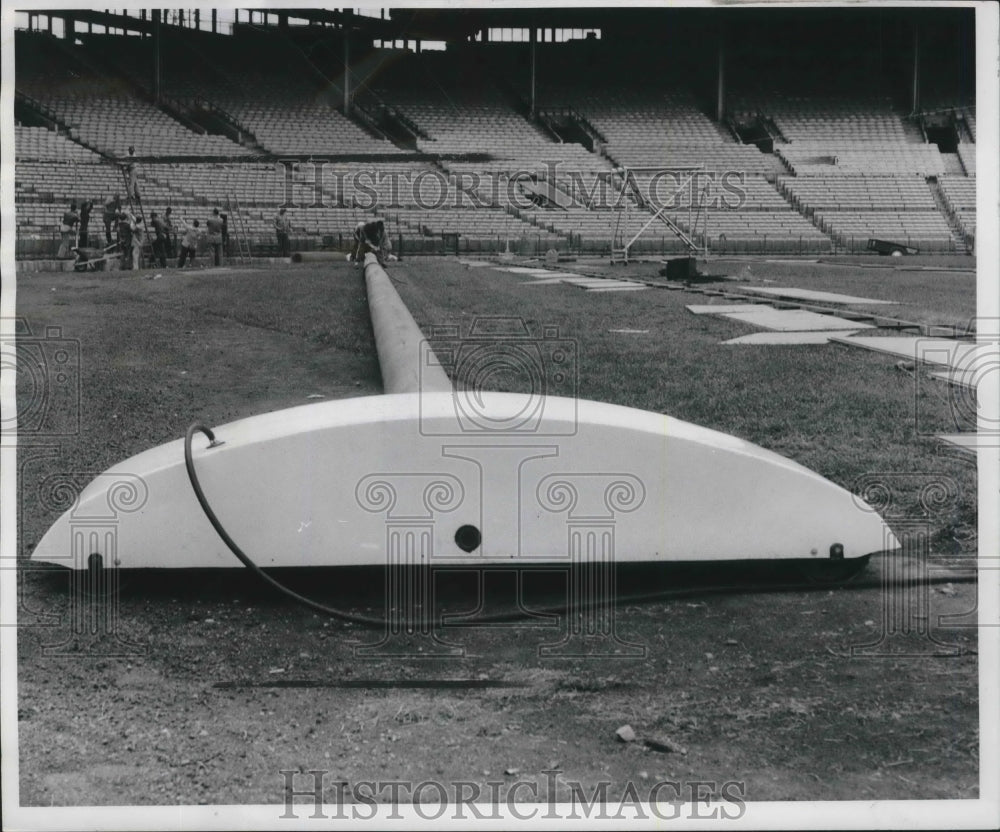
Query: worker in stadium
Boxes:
[
  {"xmin": 274, "ymin": 207, "xmax": 292, "ymax": 257},
  {"xmin": 150, "ymin": 211, "xmax": 168, "ymax": 269},
  {"xmin": 163, "ymin": 206, "xmax": 177, "ymax": 260},
  {"xmin": 123, "ymin": 145, "xmax": 140, "ymax": 202},
  {"xmin": 130, "ymin": 215, "xmax": 146, "ymax": 271},
  {"xmin": 103, "ymin": 194, "xmax": 121, "ymax": 245},
  {"xmin": 57, "ymin": 202, "xmax": 79, "ymax": 259},
  {"xmin": 349, "ymin": 218, "xmax": 395, "ymax": 267},
  {"xmin": 117, "ymin": 206, "xmax": 135, "ymax": 270},
  {"xmin": 77, "ymin": 199, "xmax": 93, "ymax": 249},
  {"xmin": 220, "ymin": 209, "xmax": 230, "ymax": 257},
  {"xmin": 177, "ymin": 218, "xmax": 202, "ymax": 268},
  {"xmin": 206, "ymin": 207, "xmax": 224, "ymax": 266}
]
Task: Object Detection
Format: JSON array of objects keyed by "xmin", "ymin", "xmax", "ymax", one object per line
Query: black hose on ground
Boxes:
[{"xmin": 184, "ymin": 422, "xmax": 976, "ymax": 630}]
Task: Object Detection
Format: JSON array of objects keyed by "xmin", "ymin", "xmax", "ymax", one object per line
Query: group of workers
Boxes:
[
  {"xmin": 60, "ymin": 196, "xmax": 231, "ymax": 271},
  {"xmin": 57, "ymin": 149, "xmax": 396, "ymax": 270},
  {"xmin": 60, "ymin": 197, "xmax": 394, "ymax": 270}
]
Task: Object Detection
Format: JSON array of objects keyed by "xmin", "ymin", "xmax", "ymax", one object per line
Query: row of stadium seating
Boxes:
[
  {"xmin": 539, "ymin": 88, "xmax": 732, "ymax": 147},
  {"xmin": 211, "ymin": 206, "xmax": 373, "ymax": 242},
  {"xmin": 519, "ymin": 204, "xmax": 828, "ymax": 245},
  {"xmin": 15, "ymin": 125, "xmax": 101, "ymax": 162},
  {"xmin": 956, "ymin": 141, "xmax": 976, "ymax": 176},
  {"xmin": 606, "ymin": 143, "xmax": 775, "ymax": 178},
  {"xmin": 523, "ymin": 84, "xmax": 779, "ymax": 178},
  {"xmin": 669, "ymin": 211, "xmax": 831, "ymax": 250},
  {"xmin": 938, "ymin": 176, "xmax": 976, "ymax": 212},
  {"xmin": 15, "ymin": 160, "xmax": 182, "ymax": 219},
  {"xmin": 528, "ymin": 208, "xmax": 680, "ymax": 253},
  {"xmin": 623, "ymin": 173, "xmax": 790, "ymax": 211},
  {"xmin": 59, "ymin": 97, "xmax": 249, "ymax": 157},
  {"xmin": 813, "ymin": 210, "xmax": 956, "ymax": 250},
  {"xmin": 139, "ymin": 162, "xmax": 286, "ymax": 206},
  {"xmin": 229, "ymin": 100, "xmax": 397, "ymax": 157},
  {"xmin": 736, "ymin": 95, "xmax": 918, "ymax": 144},
  {"xmin": 441, "ymin": 158, "xmax": 615, "ymax": 211},
  {"xmin": 380, "ymin": 207, "xmax": 564, "ymax": 245},
  {"xmin": 374, "ymin": 90, "xmax": 565, "ymax": 159},
  {"xmin": 139, "ymin": 161, "xmax": 441, "ymax": 208},
  {"xmin": 779, "ymin": 175, "xmax": 937, "ymax": 212},
  {"xmin": 776, "ymin": 172, "xmax": 966, "ymax": 250},
  {"xmin": 367, "ymin": 51, "xmax": 556, "ymax": 159},
  {"xmin": 776, "ymin": 143, "xmax": 947, "ymax": 176}
]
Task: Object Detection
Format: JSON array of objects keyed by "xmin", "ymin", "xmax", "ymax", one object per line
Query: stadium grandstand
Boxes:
[{"xmin": 14, "ymin": 6, "xmax": 976, "ymax": 261}]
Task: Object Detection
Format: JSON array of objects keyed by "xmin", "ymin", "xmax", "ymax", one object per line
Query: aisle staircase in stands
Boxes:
[
  {"xmin": 774, "ymin": 180, "xmax": 836, "ymax": 251},
  {"xmin": 927, "ymin": 177, "xmax": 973, "ymax": 253}
]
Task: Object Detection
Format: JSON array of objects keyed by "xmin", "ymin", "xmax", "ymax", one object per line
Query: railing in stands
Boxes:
[
  {"xmin": 537, "ymin": 105, "xmax": 608, "ymax": 144},
  {"xmin": 390, "ymin": 107, "xmax": 430, "ymax": 140},
  {"xmin": 347, "ymin": 101, "xmax": 393, "ymax": 144},
  {"xmin": 762, "ymin": 116, "xmax": 787, "ymax": 144},
  {"xmin": 723, "ymin": 117, "xmax": 744, "ymax": 144},
  {"xmin": 186, "ymin": 97, "xmax": 260, "ymax": 149},
  {"xmin": 533, "ymin": 111, "xmax": 563, "ymax": 143},
  {"xmin": 15, "ymin": 90, "xmax": 57, "ymax": 129},
  {"xmin": 149, "ymin": 92, "xmax": 208, "ymax": 136}
]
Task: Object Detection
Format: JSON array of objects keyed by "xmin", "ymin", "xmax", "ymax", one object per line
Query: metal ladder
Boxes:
[
  {"xmin": 226, "ymin": 194, "xmax": 253, "ymax": 266},
  {"xmin": 119, "ymin": 159, "xmax": 154, "ymax": 266}
]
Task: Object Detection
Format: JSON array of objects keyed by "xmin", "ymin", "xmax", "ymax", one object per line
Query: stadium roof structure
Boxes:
[
  {"xmin": 23, "ymin": 5, "xmax": 975, "ymax": 44},
  {"xmin": 18, "ymin": 5, "xmax": 974, "ymax": 117}
]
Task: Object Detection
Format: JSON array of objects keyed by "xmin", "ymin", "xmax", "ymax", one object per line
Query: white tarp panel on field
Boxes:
[
  {"xmin": 687, "ymin": 304, "xmax": 767, "ymax": 315},
  {"xmin": 720, "ymin": 308, "xmax": 876, "ymax": 332},
  {"xmin": 723, "ymin": 331, "xmax": 861, "ymax": 345},
  {"xmin": 829, "ymin": 336, "xmax": 985, "ymax": 369},
  {"xmin": 937, "ymin": 434, "xmax": 992, "ymax": 452},
  {"xmin": 742, "ymin": 287, "xmax": 897, "ymax": 305}
]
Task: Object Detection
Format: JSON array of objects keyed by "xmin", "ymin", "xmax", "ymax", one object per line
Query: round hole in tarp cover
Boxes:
[{"xmin": 454, "ymin": 525, "xmax": 482, "ymax": 552}]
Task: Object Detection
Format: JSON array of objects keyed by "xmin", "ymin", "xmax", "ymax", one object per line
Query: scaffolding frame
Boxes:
[{"xmin": 611, "ymin": 165, "xmax": 711, "ymax": 264}]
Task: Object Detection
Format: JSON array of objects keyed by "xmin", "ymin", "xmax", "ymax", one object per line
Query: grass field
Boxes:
[{"xmin": 15, "ymin": 254, "xmax": 979, "ymax": 807}]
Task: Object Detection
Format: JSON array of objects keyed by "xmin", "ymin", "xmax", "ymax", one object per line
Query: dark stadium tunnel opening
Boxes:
[{"xmin": 925, "ymin": 124, "xmax": 959, "ymax": 154}]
